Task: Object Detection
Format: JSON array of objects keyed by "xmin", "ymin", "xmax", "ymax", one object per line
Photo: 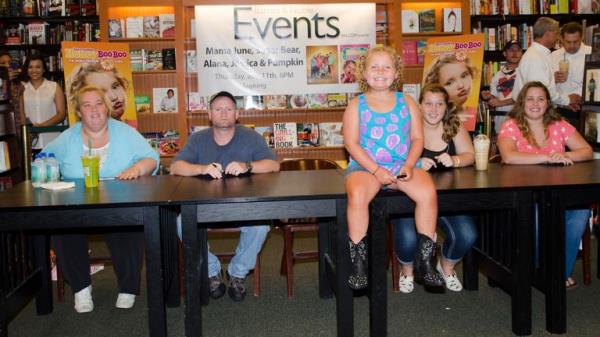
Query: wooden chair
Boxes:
[
  {"xmin": 276, "ymin": 158, "xmax": 341, "ymax": 298},
  {"xmin": 207, "ymin": 227, "xmax": 261, "ymax": 297}
]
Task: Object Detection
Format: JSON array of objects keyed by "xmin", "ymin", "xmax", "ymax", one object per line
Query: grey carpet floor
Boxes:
[{"xmin": 7, "ymin": 230, "xmax": 600, "ymax": 337}]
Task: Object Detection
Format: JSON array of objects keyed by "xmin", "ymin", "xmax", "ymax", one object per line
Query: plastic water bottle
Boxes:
[
  {"xmin": 46, "ymin": 153, "xmax": 61, "ymax": 183},
  {"xmin": 31, "ymin": 154, "xmax": 47, "ymax": 187}
]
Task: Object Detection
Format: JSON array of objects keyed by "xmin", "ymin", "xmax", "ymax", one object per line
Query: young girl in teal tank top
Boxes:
[{"xmin": 343, "ymin": 46, "xmax": 443, "ymax": 290}]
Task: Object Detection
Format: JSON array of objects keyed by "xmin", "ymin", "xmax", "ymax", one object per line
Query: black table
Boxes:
[
  {"xmin": 536, "ymin": 160, "xmax": 600, "ymax": 334},
  {"xmin": 0, "ymin": 176, "xmax": 183, "ymax": 337},
  {"xmin": 173, "ymin": 170, "xmax": 349, "ymax": 337}
]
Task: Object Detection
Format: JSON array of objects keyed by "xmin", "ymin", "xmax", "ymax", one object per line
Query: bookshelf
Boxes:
[
  {"xmin": 0, "ymin": 12, "xmax": 99, "ymax": 85},
  {"xmin": 0, "ymin": 97, "xmax": 23, "ymax": 189},
  {"xmin": 398, "ymin": 1, "xmax": 471, "ymax": 84}
]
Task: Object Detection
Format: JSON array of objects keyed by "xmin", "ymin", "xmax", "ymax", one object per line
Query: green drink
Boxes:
[{"xmin": 81, "ymin": 155, "xmax": 100, "ymax": 188}]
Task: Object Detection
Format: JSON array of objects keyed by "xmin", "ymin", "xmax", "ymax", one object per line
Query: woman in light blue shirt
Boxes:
[{"xmin": 44, "ymin": 85, "xmax": 158, "ymax": 313}]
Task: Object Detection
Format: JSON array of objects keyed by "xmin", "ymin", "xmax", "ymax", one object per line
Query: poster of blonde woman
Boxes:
[
  {"xmin": 422, "ymin": 34, "xmax": 484, "ymax": 131},
  {"xmin": 61, "ymin": 41, "xmax": 137, "ymax": 128}
]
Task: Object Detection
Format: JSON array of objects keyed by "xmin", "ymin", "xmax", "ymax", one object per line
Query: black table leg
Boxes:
[
  {"xmin": 368, "ymin": 199, "xmax": 386, "ymax": 337},
  {"xmin": 144, "ymin": 206, "xmax": 167, "ymax": 337},
  {"xmin": 545, "ymin": 191, "xmax": 566, "ymax": 334},
  {"xmin": 182, "ymin": 205, "xmax": 202, "ymax": 337},
  {"xmin": 462, "ymin": 248, "xmax": 479, "ymax": 291},
  {"xmin": 318, "ymin": 218, "xmax": 333, "ymax": 299},
  {"xmin": 162, "ymin": 206, "xmax": 181, "ymax": 308},
  {"xmin": 511, "ymin": 191, "xmax": 533, "ymax": 336},
  {"xmin": 32, "ymin": 234, "xmax": 52, "ymax": 315},
  {"xmin": 335, "ymin": 199, "xmax": 354, "ymax": 337}
]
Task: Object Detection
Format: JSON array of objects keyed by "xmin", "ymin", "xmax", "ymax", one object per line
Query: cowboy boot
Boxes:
[
  {"xmin": 348, "ymin": 236, "xmax": 368, "ymax": 290},
  {"xmin": 414, "ymin": 233, "xmax": 444, "ymax": 287}
]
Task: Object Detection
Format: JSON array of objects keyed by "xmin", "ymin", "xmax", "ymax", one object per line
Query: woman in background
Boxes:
[{"xmin": 20, "ymin": 55, "xmax": 66, "ymax": 149}]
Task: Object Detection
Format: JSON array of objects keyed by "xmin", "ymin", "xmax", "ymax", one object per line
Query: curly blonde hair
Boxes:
[
  {"xmin": 356, "ymin": 45, "xmax": 403, "ymax": 92},
  {"xmin": 68, "ymin": 62, "xmax": 129, "ymax": 110},
  {"xmin": 422, "ymin": 53, "xmax": 478, "ymax": 89},
  {"xmin": 508, "ymin": 81, "xmax": 563, "ymax": 148},
  {"xmin": 419, "ymin": 83, "xmax": 460, "ymax": 142}
]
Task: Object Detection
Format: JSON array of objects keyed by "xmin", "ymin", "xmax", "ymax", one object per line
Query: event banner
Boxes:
[
  {"xmin": 194, "ymin": 4, "xmax": 375, "ymax": 96},
  {"xmin": 61, "ymin": 41, "xmax": 137, "ymax": 128},
  {"xmin": 422, "ymin": 34, "xmax": 484, "ymax": 131}
]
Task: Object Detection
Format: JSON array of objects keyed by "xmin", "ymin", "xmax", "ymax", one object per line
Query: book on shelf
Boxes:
[
  {"xmin": 126, "ymin": 16, "xmax": 144, "ymax": 39},
  {"xmin": 185, "ymin": 50, "xmax": 197, "ymax": 73},
  {"xmin": 190, "ymin": 125, "xmax": 210, "ymax": 134},
  {"xmin": 443, "ymin": 8, "xmax": 462, "ymax": 33},
  {"xmin": 162, "ymin": 48, "xmax": 176, "ymax": 70},
  {"xmin": 187, "ymin": 92, "xmax": 207, "ymax": 111},
  {"xmin": 65, "ymin": 0, "xmax": 80, "ymax": 16},
  {"xmin": 418, "ymin": 9, "xmax": 435, "ymax": 33},
  {"xmin": 244, "ymin": 95, "xmax": 264, "ymax": 110},
  {"xmin": 402, "ymin": 40, "xmax": 418, "ymax": 66},
  {"xmin": 130, "ymin": 49, "xmax": 145, "ymax": 71},
  {"xmin": 0, "ymin": 141, "xmax": 10, "ymax": 173},
  {"xmin": 80, "ymin": 0, "xmax": 96, "ymax": 16},
  {"xmin": 153, "ymin": 88, "xmax": 178, "ymax": 113},
  {"xmin": 416, "ymin": 40, "xmax": 427, "ymax": 65},
  {"xmin": 0, "ymin": 176, "xmax": 13, "ymax": 191},
  {"xmin": 48, "ymin": 0, "xmax": 65, "ymax": 16},
  {"xmin": 134, "ymin": 95, "xmax": 151, "ymax": 114},
  {"xmin": 307, "ymin": 93, "xmax": 329, "ymax": 108},
  {"xmin": 289, "ymin": 94, "xmax": 308, "ymax": 109},
  {"xmin": 297, "ymin": 123, "xmax": 319, "ymax": 147},
  {"xmin": 402, "ymin": 83, "xmax": 421, "ymax": 102},
  {"xmin": 263, "ymin": 95, "xmax": 289, "ymax": 109},
  {"xmin": 143, "ymin": 16, "xmax": 160, "ymax": 38},
  {"xmin": 145, "ymin": 50, "xmax": 163, "ymax": 71},
  {"xmin": 273, "ymin": 122, "xmax": 298, "ymax": 148},
  {"xmin": 158, "ymin": 138, "xmax": 180, "ymax": 156},
  {"xmin": 318, "ymin": 122, "xmax": 343, "ymax": 146},
  {"xmin": 0, "ymin": 0, "xmax": 10, "ymax": 16},
  {"xmin": 22, "ymin": 0, "xmax": 36, "ymax": 16},
  {"xmin": 27, "ymin": 22, "xmax": 47, "ymax": 45},
  {"xmin": 327, "ymin": 93, "xmax": 347, "ymax": 108},
  {"xmin": 108, "ymin": 19, "xmax": 125, "ymax": 39},
  {"xmin": 233, "ymin": 96, "xmax": 245, "ymax": 109},
  {"xmin": 159, "ymin": 14, "xmax": 175, "ymax": 38},
  {"xmin": 401, "ymin": 9, "xmax": 419, "ymax": 33},
  {"xmin": 4, "ymin": 24, "xmax": 24, "ymax": 45},
  {"xmin": 254, "ymin": 126, "xmax": 274, "ymax": 147}
]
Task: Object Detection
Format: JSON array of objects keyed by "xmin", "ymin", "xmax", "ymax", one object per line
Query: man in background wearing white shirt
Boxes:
[
  {"xmin": 550, "ymin": 22, "xmax": 591, "ymax": 129},
  {"xmin": 512, "ymin": 17, "xmax": 582, "ymax": 112}
]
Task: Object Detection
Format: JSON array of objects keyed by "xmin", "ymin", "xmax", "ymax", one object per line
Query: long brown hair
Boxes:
[
  {"xmin": 419, "ymin": 84, "xmax": 460, "ymax": 142},
  {"xmin": 356, "ymin": 46, "xmax": 403, "ymax": 92},
  {"xmin": 508, "ymin": 81, "xmax": 563, "ymax": 148}
]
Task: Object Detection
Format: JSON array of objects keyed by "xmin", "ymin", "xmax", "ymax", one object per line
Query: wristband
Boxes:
[
  {"xmin": 372, "ymin": 166, "xmax": 380, "ymax": 175},
  {"xmin": 453, "ymin": 156, "xmax": 461, "ymax": 167}
]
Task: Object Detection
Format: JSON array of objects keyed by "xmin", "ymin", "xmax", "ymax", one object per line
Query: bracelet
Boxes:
[
  {"xmin": 453, "ymin": 156, "xmax": 461, "ymax": 167},
  {"xmin": 372, "ymin": 166, "xmax": 380, "ymax": 175}
]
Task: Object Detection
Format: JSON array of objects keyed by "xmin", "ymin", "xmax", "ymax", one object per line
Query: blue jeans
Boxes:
[
  {"xmin": 176, "ymin": 216, "xmax": 270, "ymax": 279},
  {"xmin": 564, "ymin": 209, "xmax": 590, "ymax": 278},
  {"xmin": 393, "ymin": 215, "xmax": 477, "ymax": 264}
]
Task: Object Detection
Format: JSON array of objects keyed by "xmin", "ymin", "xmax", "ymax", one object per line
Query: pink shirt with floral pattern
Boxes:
[{"xmin": 498, "ymin": 118, "xmax": 575, "ymax": 154}]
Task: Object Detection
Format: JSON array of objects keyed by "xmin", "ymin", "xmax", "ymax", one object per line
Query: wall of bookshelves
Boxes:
[{"xmin": 398, "ymin": 1, "xmax": 471, "ymax": 84}]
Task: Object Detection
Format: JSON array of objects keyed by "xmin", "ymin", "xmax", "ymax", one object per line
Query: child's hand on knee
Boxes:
[{"xmin": 373, "ymin": 166, "xmax": 397, "ymax": 185}]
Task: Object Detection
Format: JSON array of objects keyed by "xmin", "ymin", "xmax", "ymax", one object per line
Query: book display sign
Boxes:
[
  {"xmin": 422, "ymin": 34, "xmax": 484, "ymax": 131},
  {"xmin": 62, "ymin": 41, "xmax": 137, "ymax": 128},
  {"xmin": 194, "ymin": 4, "xmax": 375, "ymax": 96}
]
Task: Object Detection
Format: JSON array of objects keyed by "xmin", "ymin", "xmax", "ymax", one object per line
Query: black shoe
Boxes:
[
  {"xmin": 414, "ymin": 233, "xmax": 444, "ymax": 288},
  {"xmin": 208, "ymin": 271, "xmax": 226, "ymax": 299},
  {"xmin": 348, "ymin": 237, "xmax": 368, "ymax": 290},
  {"xmin": 227, "ymin": 272, "xmax": 247, "ymax": 302}
]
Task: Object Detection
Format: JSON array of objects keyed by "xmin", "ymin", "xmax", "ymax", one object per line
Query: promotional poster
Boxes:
[
  {"xmin": 194, "ymin": 4, "xmax": 375, "ymax": 96},
  {"xmin": 62, "ymin": 41, "xmax": 137, "ymax": 128},
  {"xmin": 422, "ymin": 34, "xmax": 485, "ymax": 131}
]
